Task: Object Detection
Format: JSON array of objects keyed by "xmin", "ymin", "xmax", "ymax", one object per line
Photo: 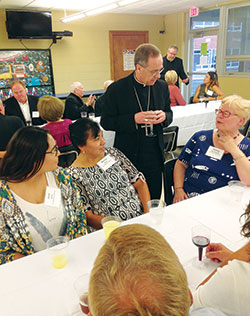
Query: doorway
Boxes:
[{"xmin": 109, "ymin": 31, "xmax": 148, "ymax": 81}]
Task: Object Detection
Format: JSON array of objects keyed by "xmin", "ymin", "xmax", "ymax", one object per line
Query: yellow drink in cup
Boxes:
[
  {"xmin": 101, "ymin": 216, "xmax": 121, "ymax": 239},
  {"xmin": 52, "ymin": 253, "xmax": 67, "ymax": 269},
  {"xmin": 47, "ymin": 236, "xmax": 69, "ymax": 269}
]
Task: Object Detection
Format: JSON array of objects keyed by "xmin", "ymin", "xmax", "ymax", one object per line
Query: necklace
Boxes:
[
  {"xmin": 133, "ymin": 86, "xmax": 150, "ymax": 112},
  {"xmin": 216, "ymin": 130, "xmax": 240, "ymax": 139}
]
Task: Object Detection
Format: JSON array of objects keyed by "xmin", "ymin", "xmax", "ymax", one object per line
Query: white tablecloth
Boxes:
[
  {"xmin": 95, "ymin": 100, "xmax": 221, "ymax": 149},
  {"xmin": 0, "ymin": 185, "xmax": 249, "ymax": 316},
  {"xmin": 170, "ymin": 100, "xmax": 221, "ymax": 146}
]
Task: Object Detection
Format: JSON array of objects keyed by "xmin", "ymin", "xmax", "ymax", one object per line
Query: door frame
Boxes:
[{"xmin": 109, "ymin": 30, "xmax": 148, "ymax": 80}]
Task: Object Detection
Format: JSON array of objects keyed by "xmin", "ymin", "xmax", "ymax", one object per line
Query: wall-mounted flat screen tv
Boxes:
[{"xmin": 6, "ymin": 10, "xmax": 52, "ymax": 39}]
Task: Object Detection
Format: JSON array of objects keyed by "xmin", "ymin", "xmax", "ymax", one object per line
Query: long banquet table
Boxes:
[
  {"xmin": 97, "ymin": 100, "xmax": 221, "ymax": 148},
  {"xmin": 0, "ymin": 184, "xmax": 249, "ymax": 316},
  {"xmin": 170, "ymin": 100, "xmax": 220, "ymax": 146}
]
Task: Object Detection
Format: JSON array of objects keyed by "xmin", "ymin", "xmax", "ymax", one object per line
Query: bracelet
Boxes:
[
  {"xmin": 234, "ymin": 153, "xmax": 245, "ymax": 161},
  {"xmin": 174, "ymin": 187, "xmax": 183, "ymax": 190}
]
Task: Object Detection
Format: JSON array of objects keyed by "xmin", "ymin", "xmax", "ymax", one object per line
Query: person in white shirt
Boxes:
[
  {"xmin": 192, "ymin": 201, "xmax": 250, "ymax": 316},
  {"xmin": 3, "ymin": 80, "xmax": 45, "ymax": 125},
  {"xmin": 88, "ymin": 224, "xmax": 227, "ymax": 316}
]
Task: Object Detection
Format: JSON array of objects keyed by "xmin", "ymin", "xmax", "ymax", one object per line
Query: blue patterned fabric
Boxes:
[{"xmin": 178, "ymin": 130, "xmax": 250, "ymax": 197}]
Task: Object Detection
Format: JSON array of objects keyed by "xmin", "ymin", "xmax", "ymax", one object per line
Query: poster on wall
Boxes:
[
  {"xmin": 0, "ymin": 49, "xmax": 55, "ymax": 100},
  {"xmin": 123, "ymin": 49, "xmax": 135, "ymax": 71}
]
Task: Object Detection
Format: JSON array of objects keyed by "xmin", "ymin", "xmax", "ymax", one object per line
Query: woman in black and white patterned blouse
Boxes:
[{"xmin": 67, "ymin": 118, "xmax": 151, "ymax": 230}]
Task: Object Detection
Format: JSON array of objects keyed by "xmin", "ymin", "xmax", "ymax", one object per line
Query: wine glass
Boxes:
[{"xmin": 191, "ymin": 225, "xmax": 211, "ymax": 267}]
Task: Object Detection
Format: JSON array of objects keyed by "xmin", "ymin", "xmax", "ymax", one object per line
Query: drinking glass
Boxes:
[
  {"xmin": 228, "ymin": 180, "xmax": 245, "ymax": 203},
  {"xmin": 101, "ymin": 216, "xmax": 121, "ymax": 239},
  {"xmin": 88, "ymin": 112, "xmax": 95, "ymax": 120},
  {"xmin": 147, "ymin": 199, "xmax": 166, "ymax": 225},
  {"xmin": 80, "ymin": 111, "xmax": 87, "ymax": 118},
  {"xmin": 191, "ymin": 225, "xmax": 211, "ymax": 266},
  {"xmin": 46, "ymin": 236, "xmax": 69, "ymax": 269},
  {"xmin": 74, "ymin": 274, "xmax": 90, "ymax": 315}
]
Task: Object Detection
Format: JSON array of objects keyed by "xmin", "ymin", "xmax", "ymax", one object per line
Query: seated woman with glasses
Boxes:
[
  {"xmin": 193, "ymin": 71, "xmax": 226, "ymax": 103},
  {"xmin": 173, "ymin": 95, "xmax": 250, "ymax": 203},
  {"xmin": 67, "ymin": 118, "xmax": 151, "ymax": 231},
  {"xmin": 0, "ymin": 126, "xmax": 87, "ymax": 265}
]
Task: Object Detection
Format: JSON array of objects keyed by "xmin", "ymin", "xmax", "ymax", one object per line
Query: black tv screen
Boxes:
[{"xmin": 6, "ymin": 10, "xmax": 52, "ymax": 39}]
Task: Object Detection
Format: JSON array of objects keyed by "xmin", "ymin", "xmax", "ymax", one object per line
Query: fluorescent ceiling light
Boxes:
[
  {"xmin": 86, "ymin": 3, "xmax": 118, "ymax": 16},
  {"xmin": 61, "ymin": 12, "xmax": 86, "ymax": 23},
  {"xmin": 118, "ymin": 0, "xmax": 139, "ymax": 6}
]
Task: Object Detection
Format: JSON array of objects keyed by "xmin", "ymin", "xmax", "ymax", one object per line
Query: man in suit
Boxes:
[
  {"xmin": 3, "ymin": 81, "xmax": 45, "ymax": 126},
  {"xmin": 95, "ymin": 80, "xmax": 113, "ymax": 117},
  {"xmin": 101, "ymin": 43, "xmax": 173, "ymax": 199},
  {"xmin": 160, "ymin": 44, "xmax": 189, "ymax": 88},
  {"xmin": 0, "ymin": 98, "xmax": 24, "ymax": 150},
  {"xmin": 64, "ymin": 82, "xmax": 96, "ymax": 120}
]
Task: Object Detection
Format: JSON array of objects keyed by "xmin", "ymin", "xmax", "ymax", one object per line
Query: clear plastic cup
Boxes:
[
  {"xmin": 228, "ymin": 180, "xmax": 245, "ymax": 203},
  {"xmin": 74, "ymin": 274, "xmax": 90, "ymax": 315},
  {"xmin": 46, "ymin": 236, "xmax": 69, "ymax": 269},
  {"xmin": 147, "ymin": 199, "xmax": 166, "ymax": 225},
  {"xmin": 101, "ymin": 216, "xmax": 121, "ymax": 239}
]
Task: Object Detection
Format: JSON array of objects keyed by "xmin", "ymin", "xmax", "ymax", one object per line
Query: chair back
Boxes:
[
  {"xmin": 240, "ymin": 117, "xmax": 250, "ymax": 136},
  {"xmin": 163, "ymin": 126, "xmax": 179, "ymax": 157},
  {"xmin": 164, "ymin": 158, "xmax": 177, "ymax": 206},
  {"xmin": 58, "ymin": 144, "xmax": 79, "ymax": 168}
]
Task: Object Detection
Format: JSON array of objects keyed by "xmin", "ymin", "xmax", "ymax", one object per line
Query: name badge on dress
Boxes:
[
  {"xmin": 97, "ymin": 154, "xmax": 116, "ymax": 171},
  {"xmin": 205, "ymin": 146, "xmax": 224, "ymax": 160},
  {"xmin": 32, "ymin": 111, "xmax": 39, "ymax": 118},
  {"xmin": 206, "ymin": 89, "xmax": 213, "ymax": 97},
  {"xmin": 44, "ymin": 186, "xmax": 61, "ymax": 208}
]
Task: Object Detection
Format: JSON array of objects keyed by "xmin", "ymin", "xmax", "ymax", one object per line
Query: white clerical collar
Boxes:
[{"xmin": 133, "ymin": 73, "xmax": 147, "ymax": 87}]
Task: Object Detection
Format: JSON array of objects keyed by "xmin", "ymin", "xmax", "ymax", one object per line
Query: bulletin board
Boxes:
[{"xmin": 0, "ymin": 49, "xmax": 55, "ymax": 100}]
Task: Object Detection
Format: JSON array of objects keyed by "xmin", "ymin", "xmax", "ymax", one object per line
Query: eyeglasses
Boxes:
[
  {"xmin": 215, "ymin": 109, "xmax": 238, "ymax": 118},
  {"xmin": 143, "ymin": 67, "xmax": 164, "ymax": 77},
  {"xmin": 46, "ymin": 145, "xmax": 59, "ymax": 156}
]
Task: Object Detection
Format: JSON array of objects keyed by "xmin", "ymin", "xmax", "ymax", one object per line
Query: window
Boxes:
[
  {"xmin": 226, "ymin": 6, "xmax": 250, "ymax": 56},
  {"xmin": 224, "ymin": 4, "xmax": 250, "ymax": 74},
  {"xmin": 190, "ymin": 10, "xmax": 220, "ymax": 30}
]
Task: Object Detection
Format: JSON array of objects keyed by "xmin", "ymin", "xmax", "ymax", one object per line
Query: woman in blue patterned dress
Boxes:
[
  {"xmin": 173, "ymin": 95, "xmax": 250, "ymax": 203},
  {"xmin": 67, "ymin": 118, "xmax": 151, "ymax": 230},
  {"xmin": 0, "ymin": 126, "xmax": 87, "ymax": 265}
]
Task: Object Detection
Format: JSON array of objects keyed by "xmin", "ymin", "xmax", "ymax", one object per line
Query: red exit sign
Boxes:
[{"xmin": 190, "ymin": 7, "xmax": 199, "ymax": 17}]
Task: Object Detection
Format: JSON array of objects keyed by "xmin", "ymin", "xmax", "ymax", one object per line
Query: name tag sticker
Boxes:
[
  {"xmin": 206, "ymin": 89, "xmax": 213, "ymax": 96},
  {"xmin": 97, "ymin": 154, "xmax": 116, "ymax": 171},
  {"xmin": 205, "ymin": 146, "xmax": 224, "ymax": 160},
  {"xmin": 32, "ymin": 111, "xmax": 39, "ymax": 118},
  {"xmin": 44, "ymin": 186, "xmax": 61, "ymax": 208}
]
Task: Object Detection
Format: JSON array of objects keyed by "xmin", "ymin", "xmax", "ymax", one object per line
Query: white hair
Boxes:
[
  {"xmin": 70, "ymin": 82, "xmax": 82, "ymax": 93},
  {"xmin": 104, "ymin": 80, "xmax": 114, "ymax": 91}
]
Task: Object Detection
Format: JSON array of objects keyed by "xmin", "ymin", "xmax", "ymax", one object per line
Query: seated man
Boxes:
[
  {"xmin": 64, "ymin": 82, "xmax": 95, "ymax": 120},
  {"xmin": 95, "ymin": 80, "xmax": 113, "ymax": 117},
  {"xmin": 88, "ymin": 224, "xmax": 227, "ymax": 316},
  {"xmin": 3, "ymin": 80, "xmax": 44, "ymax": 126},
  {"xmin": 0, "ymin": 98, "xmax": 24, "ymax": 150}
]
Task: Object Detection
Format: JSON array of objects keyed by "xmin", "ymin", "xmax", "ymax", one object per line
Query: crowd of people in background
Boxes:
[{"xmin": 0, "ymin": 42, "xmax": 250, "ymax": 316}]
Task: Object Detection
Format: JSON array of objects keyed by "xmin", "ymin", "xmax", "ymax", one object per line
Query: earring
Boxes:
[{"xmin": 82, "ymin": 150, "xmax": 85, "ymax": 154}]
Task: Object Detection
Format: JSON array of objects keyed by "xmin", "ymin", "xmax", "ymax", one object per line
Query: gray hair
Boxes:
[
  {"xmin": 70, "ymin": 81, "xmax": 82, "ymax": 93},
  {"xmin": 134, "ymin": 43, "xmax": 161, "ymax": 68},
  {"xmin": 104, "ymin": 80, "xmax": 114, "ymax": 91},
  {"xmin": 168, "ymin": 44, "xmax": 178, "ymax": 52}
]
